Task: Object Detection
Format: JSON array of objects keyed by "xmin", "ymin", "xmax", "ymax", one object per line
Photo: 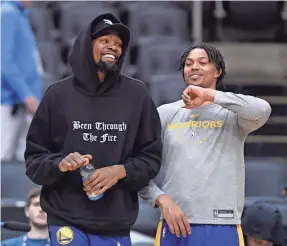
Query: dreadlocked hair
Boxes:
[{"xmin": 179, "ymin": 43, "xmax": 226, "ymax": 91}]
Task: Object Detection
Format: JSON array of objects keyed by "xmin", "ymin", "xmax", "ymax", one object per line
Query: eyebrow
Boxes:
[
  {"xmin": 99, "ymin": 36, "xmax": 122, "ymax": 43},
  {"xmin": 186, "ymin": 56, "xmax": 208, "ymax": 60}
]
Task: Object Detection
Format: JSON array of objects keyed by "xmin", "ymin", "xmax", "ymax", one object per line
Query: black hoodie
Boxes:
[{"xmin": 24, "ymin": 14, "xmax": 162, "ymax": 236}]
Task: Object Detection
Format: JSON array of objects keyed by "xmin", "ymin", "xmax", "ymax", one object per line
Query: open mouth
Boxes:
[{"xmin": 101, "ymin": 53, "xmax": 117, "ymax": 62}]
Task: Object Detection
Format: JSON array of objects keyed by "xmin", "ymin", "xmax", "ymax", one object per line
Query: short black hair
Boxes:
[{"xmin": 179, "ymin": 43, "xmax": 226, "ymax": 91}]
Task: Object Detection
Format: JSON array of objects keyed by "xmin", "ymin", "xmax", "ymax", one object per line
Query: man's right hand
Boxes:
[
  {"xmin": 59, "ymin": 152, "xmax": 92, "ymax": 172},
  {"xmin": 156, "ymin": 194, "xmax": 191, "ymax": 238}
]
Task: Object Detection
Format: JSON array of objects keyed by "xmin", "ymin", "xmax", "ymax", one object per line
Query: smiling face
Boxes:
[
  {"xmin": 183, "ymin": 48, "xmax": 222, "ymax": 89},
  {"xmin": 92, "ymin": 33, "xmax": 123, "ymax": 72}
]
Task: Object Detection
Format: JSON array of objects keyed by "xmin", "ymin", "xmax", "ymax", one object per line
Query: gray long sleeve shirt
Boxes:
[{"xmin": 139, "ymin": 91, "xmax": 271, "ymax": 224}]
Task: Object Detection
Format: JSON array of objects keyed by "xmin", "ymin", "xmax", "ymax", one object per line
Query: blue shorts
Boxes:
[
  {"xmin": 155, "ymin": 220, "xmax": 245, "ymax": 246},
  {"xmin": 49, "ymin": 225, "xmax": 131, "ymax": 246}
]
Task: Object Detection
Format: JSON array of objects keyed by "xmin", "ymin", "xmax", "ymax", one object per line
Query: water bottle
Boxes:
[{"xmin": 80, "ymin": 164, "xmax": 103, "ymax": 201}]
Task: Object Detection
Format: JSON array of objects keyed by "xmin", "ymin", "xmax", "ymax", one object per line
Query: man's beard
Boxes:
[{"xmin": 96, "ymin": 59, "xmax": 118, "ymax": 72}]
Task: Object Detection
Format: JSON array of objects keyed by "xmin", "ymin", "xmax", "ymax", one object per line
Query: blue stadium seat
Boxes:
[
  {"xmin": 37, "ymin": 41, "xmax": 64, "ymax": 80},
  {"xmin": 245, "ymin": 158, "xmax": 287, "ymax": 198},
  {"xmin": 227, "ymin": 2, "xmax": 281, "ymax": 30},
  {"xmin": 213, "ymin": 1, "xmax": 284, "ymax": 41},
  {"xmin": 1, "ymin": 161, "xmax": 39, "ymax": 200},
  {"xmin": 149, "ymin": 73, "xmax": 186, "ymax": 107},
  {"xmin": 59, "ymin": 4, "xmax": 119, "ymax": 48},
  {"xmin": 126, "ymin": 4, "xmax": 189, "ymax": 46},
  {"xmin": 29, "ymin": 7, "xmax": 53, "ymax": 41},
  {"xmin": 137, "ymin": 39, "xmax": 189, "ymax": 82}
]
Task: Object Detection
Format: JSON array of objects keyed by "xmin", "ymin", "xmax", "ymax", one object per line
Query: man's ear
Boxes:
[
  {"xmin": 215, "ymin": 68, "xmax": 222, "ymax": 78},
  {"xmin": 24, "ymin": 207, "xmax": 29, "ymax": 219}
]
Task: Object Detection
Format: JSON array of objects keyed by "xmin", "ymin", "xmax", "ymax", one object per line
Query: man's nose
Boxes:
[
  {"xmin": 191, "ymin": 62, "xmax": 200, "ymax": 70},
  {"xmin": 107, "ymin": 45, "xmax": 116, "ymax": 51}
]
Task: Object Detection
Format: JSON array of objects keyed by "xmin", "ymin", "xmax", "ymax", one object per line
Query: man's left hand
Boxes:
[
  {"xmin": 182, "ymin": 86, "xmax": 215, "ymax": 109},
  {"xmin": 83, "ymin": 165, "xmax": 126, "ymax": 196}
]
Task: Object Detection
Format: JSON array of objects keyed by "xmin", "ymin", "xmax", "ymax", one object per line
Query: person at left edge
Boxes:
[
  {"xmin": 1, "ymin": 187, "xmax": 50, "ymax": 246},
  {"xmin": 24, "ymin": 13, "xmax": 162, "ymax": 246}
]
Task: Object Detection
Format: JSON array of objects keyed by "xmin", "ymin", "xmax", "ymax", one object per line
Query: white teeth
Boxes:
[{"xmin": 103, "ymin": 54, "xmax": 115, "ymax": 60}]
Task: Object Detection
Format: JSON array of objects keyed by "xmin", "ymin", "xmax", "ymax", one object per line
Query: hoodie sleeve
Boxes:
[
  {"xmin": 123, "ymin": 95, "xmax": 162, "ymax": 191},
  {"xmin": 1, "ymin": 8, "xmax": 33, "ymax": 101},
  {"xmin": 25, "ymin": 87, "xmax": 66, "ymax": 186}
]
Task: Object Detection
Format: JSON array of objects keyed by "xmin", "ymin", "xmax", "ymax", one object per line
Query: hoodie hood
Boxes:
[{"xmin": 69, "ymin": 13, "xmax": 130, "ymax": 97}]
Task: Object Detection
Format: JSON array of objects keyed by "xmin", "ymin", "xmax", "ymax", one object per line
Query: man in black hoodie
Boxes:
[{"xmin": 24, "ymin": 13, "xmax": 162, "ymax": 246}]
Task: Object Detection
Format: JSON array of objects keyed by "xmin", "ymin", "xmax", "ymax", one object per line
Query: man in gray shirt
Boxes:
[{"xmin": 139, "ymin": 43, "xmax": 271, "ymax": 246}]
